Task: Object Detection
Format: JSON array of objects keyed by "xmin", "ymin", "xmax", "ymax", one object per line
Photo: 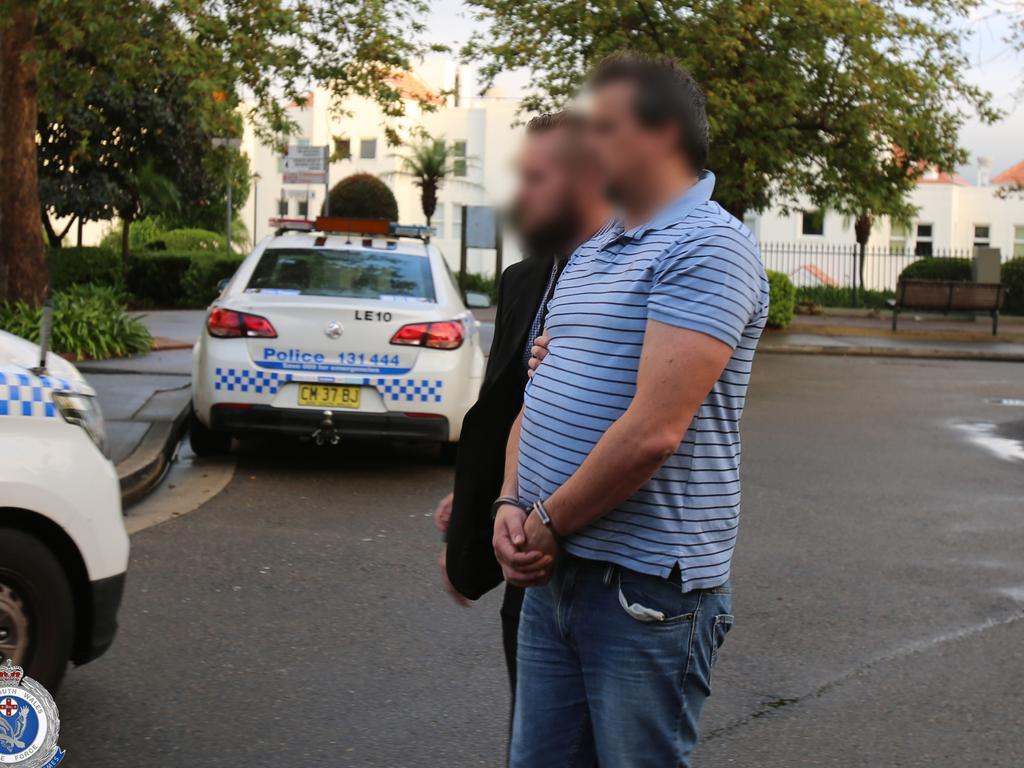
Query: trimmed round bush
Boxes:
[
  {"xmin": 145, "ymin": 228, "xmax": 228, "ymax": 253},
  {"xmin": 1002, "ymin": 257, "xmax": 1024, "ymax": 316},
  {"xmin": 766, "ymin": 270, "xmax": 796, "ymax": 328},
  {"xmin": 899, "ymin": 257, "xmax": 972, "ymax": 282},
  {"xmin": 325, "ymin": 173, "xmax": 398, "ymax": 221},
  {"xmin": 0, "ymin": 284, "xmax": 151, "ymax": 359}
]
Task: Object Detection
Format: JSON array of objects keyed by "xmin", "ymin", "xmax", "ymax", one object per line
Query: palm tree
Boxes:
[{"xmin": 386, "ymin": 135, "xmax": 478, "ymax": 228}]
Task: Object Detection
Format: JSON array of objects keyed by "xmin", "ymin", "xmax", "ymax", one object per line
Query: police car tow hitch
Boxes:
[{"xmin": 312, "ymin": 410, "xmax": 341, "ymax": 446}]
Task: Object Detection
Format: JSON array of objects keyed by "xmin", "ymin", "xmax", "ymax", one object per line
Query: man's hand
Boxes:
[
  {"xmin": 493, "ymin": 504, "xmax": 553, "ymax": 587},
  {"xmin": 438, "ymin": 547, "xmax": 470, "ymax": 607},
  {"xmin": 527, "ymin": 334, "xmax": 550, "ymax": 378},
  {"xmin": 433, "ymin": 492, "xmax": 453, "ymax": 533}
]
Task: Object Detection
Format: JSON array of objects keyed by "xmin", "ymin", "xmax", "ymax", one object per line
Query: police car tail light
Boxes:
[
  {"xmin": 207, "ymin": 308, "xmax": 277, "ymax": 338},
  {"xmin": 390, "ymin": 321, "xmax": 464, "ymax": 350}
]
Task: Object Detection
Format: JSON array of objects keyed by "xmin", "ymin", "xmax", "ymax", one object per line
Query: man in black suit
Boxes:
[{"xmin": 433, "ymin": 111, "xmax": 609, "ymax": 692}]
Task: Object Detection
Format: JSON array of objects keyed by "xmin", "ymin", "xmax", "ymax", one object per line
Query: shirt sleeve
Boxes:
[{"xmin": 647, "ymin": 230, "xmax": 763, "ymax": 349}]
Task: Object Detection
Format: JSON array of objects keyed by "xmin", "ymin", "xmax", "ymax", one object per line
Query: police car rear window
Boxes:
[{"xmin": 246, "ymin": 248, "xmax": 436, "ymax": 302}]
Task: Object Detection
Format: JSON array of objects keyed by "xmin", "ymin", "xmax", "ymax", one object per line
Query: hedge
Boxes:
[
  {"xmin": 126, "ymin": 251, "xmax": 244, "ymax": 308},
  {"xmin": 49, "ymin": 246, "xmax": 123, "ymax": 291},
  {"xmin": 1003, "ymin": 257, "xmax": 1024, "ymax": 315},
  {"xmin": 898, "ymin": 257, "xmax": 972, "ymax": 282},
  {"xmin": 766, "ymin": 270, "xmax": 796, "ymax": 328},
  {"xmin": 143, "ymin": 228, "xmax": 228, "ymax": 253}
]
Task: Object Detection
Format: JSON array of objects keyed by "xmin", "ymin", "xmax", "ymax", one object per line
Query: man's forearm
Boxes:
[
  {"xmin": 500, "ymin": 409, "xmax": 524, "ymax": 499},
  {"xmin": 544, "ymin": 406, "xmax": 690, "ymax": 536}
]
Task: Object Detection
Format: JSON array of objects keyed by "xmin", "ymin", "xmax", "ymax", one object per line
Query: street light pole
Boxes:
[
  {"xmin": 252, "ymin": 172, "xmax": 261, "ymax": 244},
  {"xmin": 213, "ymin": 137, "xmax": 242, "ymax": 260}
]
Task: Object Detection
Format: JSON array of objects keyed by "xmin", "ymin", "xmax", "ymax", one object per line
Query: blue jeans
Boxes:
[{"xmin": 511, "ymin": 556, "xmax": 733, "ymax": 768}]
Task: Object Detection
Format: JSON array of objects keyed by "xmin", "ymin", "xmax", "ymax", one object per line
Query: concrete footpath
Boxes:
[
  {"xmin": 78, "ymin": 311, "xmax": 204, "ymax": 505},
  {"xmin": 762, "ymin": 310, "xmax": 1024, "ymax": 362}
]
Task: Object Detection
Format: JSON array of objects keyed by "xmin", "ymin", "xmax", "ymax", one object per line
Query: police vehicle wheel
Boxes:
[
  {"xmin": 189, "ymin": 414, "xmax": 232, "ymax": 456},
  {"xmin": 439, "ymin": 441, "xmax": 458, "ymax": 465},
  {"xmin": 0, "ymin": 528, "xmax": 74, "ymax": 693}
]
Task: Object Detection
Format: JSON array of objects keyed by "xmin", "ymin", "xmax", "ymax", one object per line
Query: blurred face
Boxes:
[
  {"xmin": 587, "ymin": 80, "xmax": 679, "ymax": 204},
  {"xmin": 512, "ymin": 129, "xmax": 583, "ymax": 256}
]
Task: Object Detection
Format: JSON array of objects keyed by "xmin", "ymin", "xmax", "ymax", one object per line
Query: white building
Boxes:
[
  {"xmin": 239, "ymin": 60, "xmax": 525, "ymax": 276},
  {"xmin": 748, "ymin": 165, "xmax": 1024, "ymax": 260}
]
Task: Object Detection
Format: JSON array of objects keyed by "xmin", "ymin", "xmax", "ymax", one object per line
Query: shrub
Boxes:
[
  {"xmin": 181, "ymin": 253, "xmax": 246, "ymax": 307},
  {"xmin": 899, "ymin": 256, "xmax": 972, "ymax": 282},
  {"xmin": 461, "ymin": 272, "xmax": 498, "ymax": 303},
  {"xmin": 325, "ymin": 173, "xmax": 399, "ymax": 221},
  {"xmin": 766, "ymin": 270, "xmax": 796, "ymax": 328},
  {"xmin": 795, "ymin": 285, "xmax": 895, "ymax": 310},
  {"xmin": 0, "ymin": 284, "xmax": 151, "ymax": 359},
  {"xmin": 126, "ymin": 251, "xmax": 244, "ymax": 308},
  {"xmin": 48, "ymin": 246, "xmax": 122, "ymax": 291},
  {"xmin": 144, "ymin": 228, "xmax": 229, "ymax": 253},
  {"xmin": 126, "ymin": 252, "xmax": 195, "ymax": 307},
  {"xmin": 1002, "ymin": 257, "xmax": 1024, "ymax": 316}
]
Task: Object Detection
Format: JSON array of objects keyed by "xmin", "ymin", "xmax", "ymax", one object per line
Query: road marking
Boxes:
[{"xmin": 125, "ymin": 442, "xmax": 236, "ymax": 535}]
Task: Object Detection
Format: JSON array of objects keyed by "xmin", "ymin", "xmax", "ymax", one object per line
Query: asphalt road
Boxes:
[{"xmin": 57, "ymin": 355, "xmax": 1024, "ymax": 767}]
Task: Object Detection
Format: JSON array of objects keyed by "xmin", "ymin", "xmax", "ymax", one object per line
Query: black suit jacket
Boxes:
[{"xmin": 446, "ymin": 257, "xmax": 554, "ymax": 600}]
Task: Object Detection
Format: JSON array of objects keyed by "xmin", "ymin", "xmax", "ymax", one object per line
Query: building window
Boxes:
[
  {"xmin": 333, "ymin": 137, "xmax": 351, "ymax": 160},
  {"xmin": 915, "ymin": 223, "xmax": 933, "ymax": 256},
  {"xmin": 452, "ymin": 140, "xmax": 468, "ymax": 177},
  {"xmin": 298, "ymin": 198, "xmax": 309, "ymax": 218},
  {"xmin": 889, "ymin": 222, "xmax": 908, "ymax": 253},
  {"xmin": 431, "ymin": 203, "xmax": 445, "ymax": 239},
  {"xmin": 452, "ymin": 203, "xmax": 463, "ymax": 240},
  {"xmin": 278, "ymin": 198, "xmax": 289, "ymax": 217},
  {"xmin": 1015, "ymin": 226, "xmax": 1024, "ymax": 258},
  {"xmin": 973, "ymin": 224, "xmax": 991, "ymax": 248},
  {"xmin": 359, "ymin": 138, "xmax": 377, "ymax": 160},
  {"xmin": 801, "ymin": 209, "xmax": 824, "ymax": 237}
]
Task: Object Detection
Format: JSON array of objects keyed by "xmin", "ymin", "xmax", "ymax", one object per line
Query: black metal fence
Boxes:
[{"xmin": 758, "ymin": 243, "xmax": 972, "ymax": 308}]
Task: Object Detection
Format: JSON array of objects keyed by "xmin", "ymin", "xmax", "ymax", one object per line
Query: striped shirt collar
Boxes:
[{"xmin": 602, "ymin": 170, "xmax": 717, "ymax": 245}]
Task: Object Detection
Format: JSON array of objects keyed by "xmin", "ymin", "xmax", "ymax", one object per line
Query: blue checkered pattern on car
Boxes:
[
  {"xmin": 0, "ymin": 369, "xmax": 75, "ymax": 418},
  {"xmin": 362, "ymin": 377, "xmax": 443, "ymax": 403},
  {"xmin": 213, "ymin": 368, "xmax": 443, "ymax": 403},
  {"xmin": 214, "ymin": 367, "xmax": 294, "ymax": 394}
]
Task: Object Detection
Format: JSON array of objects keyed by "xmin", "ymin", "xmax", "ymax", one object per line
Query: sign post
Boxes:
[
  {"xmin": 283, "ymin": 145, "xmax": 330, "ymax": 216},
  {"xmin": 212, "ymin": 137, "xmax": 242, "ymax": 259},
  {"xmin": 460, "ymin": 205, "xmax": 502, "ymax": 291}
]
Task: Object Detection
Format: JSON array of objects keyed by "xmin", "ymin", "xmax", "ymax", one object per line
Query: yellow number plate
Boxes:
[{"xmin": 297, "ymin": 384, "xmax": 361, "ymax": 409}]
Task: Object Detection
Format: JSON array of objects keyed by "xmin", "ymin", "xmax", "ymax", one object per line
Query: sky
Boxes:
[{"xmin": 423, "ymin": 0, "xmax": 1024, "ymax": 181}]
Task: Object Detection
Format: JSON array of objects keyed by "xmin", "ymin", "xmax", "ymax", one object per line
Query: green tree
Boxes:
[
  {"xmin": 325, "ymin": 173, "xmax": 400, "ymax": 220},
  {"xmin": 0, "ymin": 0, "xmax": 438, "ymax": 304},
  {"xmin": 464, "ymin": 0, "xmax": 996, "ymax": 222},
  {"xmin": 386, "ymin": 135, "xmax": 479, "ymax": 226}
]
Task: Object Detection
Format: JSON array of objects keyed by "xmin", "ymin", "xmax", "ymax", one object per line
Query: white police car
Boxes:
[
  {"xmin": 190, "ymin": 217, "xmax": 487, "ymax": 458},
  {"xmin": 0, "ymin": 330, "xmax": 129, "ymax": 692}
]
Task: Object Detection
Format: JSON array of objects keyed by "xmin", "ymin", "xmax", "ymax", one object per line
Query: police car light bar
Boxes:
[
  {"xmin": 314, "ymin": 217, "xmax": 432, "ymax": 241},
  {"xmin": 269, "ymin": 217, "xmax": 315, "ymax": 233}
]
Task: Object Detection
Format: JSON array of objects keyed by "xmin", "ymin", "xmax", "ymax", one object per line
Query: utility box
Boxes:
[{"xmin": 972, "ymin": 247, "xmax": 1001, "ymax": 283}]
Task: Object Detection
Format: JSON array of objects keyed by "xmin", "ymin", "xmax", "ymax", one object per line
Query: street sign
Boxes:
[
  {"xmin": 283, "ymin": 145, "xmax": 329, "ymax": 184},
  {"xmin": 464, "ymin": 206, "xmax": 498, "ymax": 249}
]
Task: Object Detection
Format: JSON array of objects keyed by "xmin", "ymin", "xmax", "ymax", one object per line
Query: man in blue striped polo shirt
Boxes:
[{"xmin": 492, "ymin": 53, "xmax": 769, "ymax": 767}]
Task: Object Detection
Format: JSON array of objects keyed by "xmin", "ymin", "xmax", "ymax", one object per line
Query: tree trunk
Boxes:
[
  {"xmin": 0, "ymin": 3, "xmax": 45, "ymax": 304},
  {"xmin": 725, "ymin": 200, "xmax": 747, "ymax": 223},
  {"xmin": 41, "ymin": 211, "xmax": 74, "ymax": 248},
  {"xmin": 121, "ymin": 216, "xmax": 132, "ymax": 265},
  {"xmin": 854, "ymin": 212, "xmax": 873, "ymax": 294}
]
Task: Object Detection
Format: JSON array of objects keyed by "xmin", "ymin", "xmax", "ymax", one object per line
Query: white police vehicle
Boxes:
[
  {"xmin": 0, "ymin": 329, "xmax": 129, "ymax": 692},
  {"xmin": 190, "ymin": 217, "xmax": 487, "ymax": 458}
]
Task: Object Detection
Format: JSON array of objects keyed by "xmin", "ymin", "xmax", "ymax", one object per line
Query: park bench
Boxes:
[{"xmin": 888, "ymin": 279, "xmax": 1004, "ymax": 335}]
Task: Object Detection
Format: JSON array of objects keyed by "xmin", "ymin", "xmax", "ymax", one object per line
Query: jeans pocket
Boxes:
[{"xmin": 616, "ymin": 569, "xmax": 697, "ymax": 625}]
